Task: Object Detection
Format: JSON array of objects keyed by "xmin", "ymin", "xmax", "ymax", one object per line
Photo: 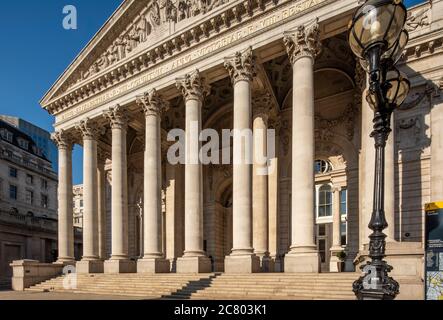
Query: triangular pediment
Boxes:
[{"xmin": 40, "ymin": 0, "xmax": 233, "ymax": 111}]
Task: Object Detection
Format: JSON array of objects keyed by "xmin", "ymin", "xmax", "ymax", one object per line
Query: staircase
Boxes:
[
  {"xmin": 26, "ymin": 273, "xmax": 357, "ymax": 300},
  {"xmin": 0, "ymin": 277, "xmax": 11, "ymax": 291},
  {"xmin": 168, "ymin": 273, "xmax": 357, "ymax": 300}
]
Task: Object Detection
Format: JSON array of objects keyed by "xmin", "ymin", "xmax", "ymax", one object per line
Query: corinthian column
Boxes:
[
  {"xmin": 52, "ymin": 130, "xmax": 75, "ymax": 264},
  {"xmin": 224, "ymin": 47, "xmax": 260, "ymax": 273},
  {"xmin": 176, "ymin": 70, "xmax": 212, "ymax": 273},
  {"xmin": 252, "ymin": 94, "xmax": 274, "ymax": 272},
  {"xmin": 75, "ymin": 119, "xmax": 104, "ymax": 273},
  {"xmin": 97, "ymin": 148, "xmax": 108, "ymax": 260},
  {"xmin": 136, "ymin": 89, "xmax": 170, "ymax": 273},
  {"xmin": 104, "ymin": 106, "xmax": 136, "ymax": 273},
  {"xmin": 283, "ymin": 21, "xmax": 321, "ymax": 273}
]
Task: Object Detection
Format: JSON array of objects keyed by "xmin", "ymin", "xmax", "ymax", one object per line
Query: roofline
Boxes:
[{"xmin": 40, "ymin": 0, "xmax": 129, "ymax": 107}]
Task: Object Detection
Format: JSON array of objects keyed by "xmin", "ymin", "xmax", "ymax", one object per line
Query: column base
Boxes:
[
  {"xmin": 76, "ymin": 260, "xmax": 104, "ymax": 274},
  {"xmin": 137, "ymin": 258, "xmax": 170, "ymax": 274},
  {"xmin": 225, "ymin": 254, "xmax": 260, "ymax": 274},
  {"xmin": 104, "ymin": 259, "xmax": 136, "ymax": 274},
  {"xmin": 55, "ymin": 259, "xmax": 76, "ymax": 266},
  {"xmin": 284, "ymin": 251, "xmax": 320, "ymax": 273},
  {"xmin": 176, "ymin": 256, "xmax": 211, "ymax": 274}
]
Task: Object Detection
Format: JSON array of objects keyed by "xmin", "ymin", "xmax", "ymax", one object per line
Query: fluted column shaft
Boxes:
[
  {"xmin": 97, "ymin": 155, "xmax": 107, "ymax": 260},
  {"xmin": 224, "ymin": 48, "xmax": 260, "ymax": 273},
  {"xmin": 52, "ymin": 131, "xmax": 74, "ymax": 263},
  {"xmin": 253, "ymin": 106, "xmax": 270, "ymax": 257},
  {"xmin": 103, "ymin": 107, "xmax": 129, "ymax": 260},
  {"xmin": 332, "ymin": 187, "xmax": 342, "ymax": 248},
  {"xmin": 176, "ymin": 70, "xmax": 211, "ymax": 273},
  {"xmin": 79, "ymin": 124, "xmax": 99, "ymax": 260},
  {"xmin": 384, "ymin": 118, "xmax": 396, "ymax": 241},
  {"xmin": 135, "ymin": 91, "xmax": 171, "ymax": 273},
  {"xmin": 283, "ymin": 21, "xmax": 321, "ymax": 272}
]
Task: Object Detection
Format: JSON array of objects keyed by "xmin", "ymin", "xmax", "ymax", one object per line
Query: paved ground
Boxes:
[{"xmin": 0, "ymin": 290, "xmax": 153, "ymax": 300}]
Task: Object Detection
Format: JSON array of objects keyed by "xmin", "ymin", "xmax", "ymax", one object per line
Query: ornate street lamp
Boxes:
[{"xmin": 348, "ymin": 0, "xmax": 410, "ymax": 300}]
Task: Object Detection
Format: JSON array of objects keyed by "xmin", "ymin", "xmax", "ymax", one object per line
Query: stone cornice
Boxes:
[{"xmin": 42, "ymin": 0, "xmax": 331, "ymax": 116}]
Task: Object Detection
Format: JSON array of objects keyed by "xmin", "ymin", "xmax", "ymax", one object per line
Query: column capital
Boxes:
[
  {"xmin": 51, "ymin": 129, "xmax": 74, "ymax": 150},
  {"xmin": 75, "ymin": 118, "xmax": 102, "ymax": 141},
  {"xmin": 283, "ymin": 19, "xmax": 321, "ymax": 64},
  {"xmin": 224, "ymin": 47, "xmax": 256, "ymax": 84},
  {"xmin": 136, "ymin": 89, "xmax": 169, "ymax": 117},
  {"xmin": 252, "ymin": 92, "xmax": 274, "ymax": 121},
  {"xmin": 332, "ymin": 186, "xmax": 343, "ymax": 193},
  {"xmin": 176, "ymin": 70, "xmax": 210, "ymax": 102},
  {"xmin": 104, "ymin": 105, "xmax": 128, "ymax": 130}
]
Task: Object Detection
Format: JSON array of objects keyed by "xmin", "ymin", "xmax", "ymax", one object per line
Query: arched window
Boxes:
[
  {"xmin": 318, "ymin": 185, "xmax": 332, "ymax": 218},
  {"xmin": 315, "ymin": 159, "xmax": 332, "ymax": 175}
]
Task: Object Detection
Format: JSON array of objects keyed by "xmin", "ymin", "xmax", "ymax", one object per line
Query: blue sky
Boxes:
[{"xmin": 0, "ymin": 0, "xmax": 424, "ymax": 185}]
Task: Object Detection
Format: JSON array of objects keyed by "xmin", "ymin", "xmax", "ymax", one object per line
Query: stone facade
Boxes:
[
  {"xmin": 28, "ymin": 0, "xmax": 443, "ymax": 297},
  {"xmin": 0, "ymin": 119, "xmax": 82, "ymax": 284}
]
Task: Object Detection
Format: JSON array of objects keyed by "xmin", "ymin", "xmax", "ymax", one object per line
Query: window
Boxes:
[
  {"xmin": 317, "ymin": 185, "xmax": 332, "ymax": 218},
  {"xmin": 80, "ymin": 200, "xmax": 83, "ymax": 208},
  {"xmin": 315, "ymin": 159, "xmax": 332, "ymax": 175},
  {"xmin": 9, "ymin": 167, "xmax": 17, "ymax": 178},
  {"xmin": 9, "ymin": 185, "xmax": 17, "ymax": 200},
  {"xmin": 340, "ymin": 188, "xmax": 348, "ymax": 246},
  {"xmin": 17, "ymin": 138, "xmax": 29, "ymax": 150},
  {"xmin": 26, "ymin": 174, "xmax": 34, "ymax": 185},
  {"xmin": 41, "ymin": 179, "xmax": 48, "ymax": 190},
  {"xmin": 26, "ymin": 190, "xmax": 34, "ymax": 204},
  {"xmin": 0, "ymin": 129, "xmax": 13, "ymax": 142},
  {"xmin": 41, "ymin": 194, "xmax": 49, "ymax": 208}
]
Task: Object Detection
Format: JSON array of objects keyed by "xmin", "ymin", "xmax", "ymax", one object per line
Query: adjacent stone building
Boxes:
[
  {"xmin": 17, "ymin": 0, "xmax": 443, "ymax": 298},
  {"xmin": 0, "ymin": 119, "xmax": 59, "ymax": 284}
]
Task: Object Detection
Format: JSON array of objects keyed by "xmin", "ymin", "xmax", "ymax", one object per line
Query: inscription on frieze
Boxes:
[{"xmin": 56, "ymin": 0, "xmax": 327, "ymax": 124}]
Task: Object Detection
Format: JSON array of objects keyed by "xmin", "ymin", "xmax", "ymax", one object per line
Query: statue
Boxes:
[
  {"xmin": 114, "ymin": 35, "xmax": 127, "ymax": 61},
  {"xmin": 127, "ymin": 25, "xmax": 140, "ymax": 51},
  {"xmin": 136, "ymin": 14, "xmax": 151, "ymax": 42}
]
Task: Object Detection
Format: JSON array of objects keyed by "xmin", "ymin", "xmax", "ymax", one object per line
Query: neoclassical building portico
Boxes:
[{"xmin": 42, "ymin": 0, "xmax": 443, "ymax": 278}]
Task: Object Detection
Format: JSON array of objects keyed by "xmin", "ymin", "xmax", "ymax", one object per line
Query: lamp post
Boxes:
[{"xmin": 348, "ymin": 0, "xmax": 411, "ymax": 300}]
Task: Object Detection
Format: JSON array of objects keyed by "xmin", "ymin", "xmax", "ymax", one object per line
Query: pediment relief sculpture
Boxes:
[
  {"xmin": 405, "ymin": 6, "xmax": 430, "ymax": 32},
  {"xmin": 63, "ymin": 0, "xmax": 231, "ymax": 93}
]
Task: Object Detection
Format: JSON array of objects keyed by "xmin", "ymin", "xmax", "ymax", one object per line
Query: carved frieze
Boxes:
[
  {"xmin": 314, "ymin": 103, "xmax": 357, "ymax": 142},
  {"xmin": 45, "ymin": 0, "xmax": 331, "ymax": 121},
  {"xmin": 405, "ymin": 6, "xmax": 430, "ymax": 32}
]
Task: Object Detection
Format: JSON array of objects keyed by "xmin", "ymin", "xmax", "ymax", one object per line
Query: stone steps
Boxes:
[{"xmin": 27, "ymin": 273, "xmax": 359, "ymax": 300}]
